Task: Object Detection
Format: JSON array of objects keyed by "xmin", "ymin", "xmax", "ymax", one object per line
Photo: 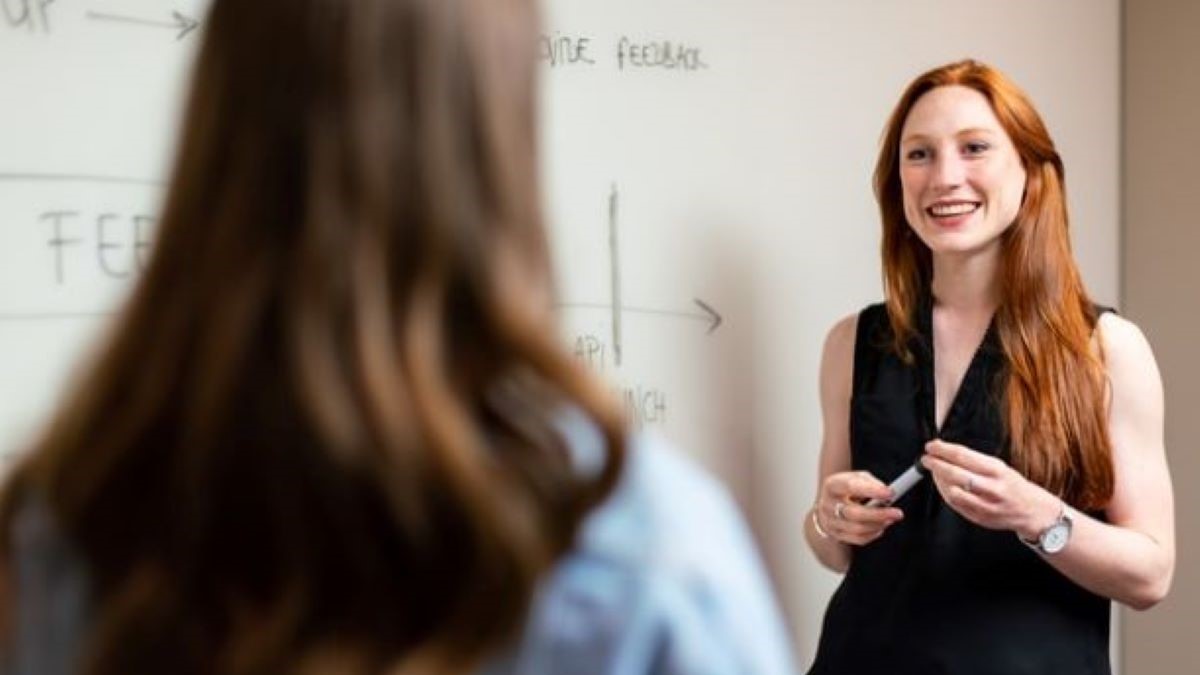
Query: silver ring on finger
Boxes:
[
  {"xmin": 963, "ymin": 476, "xmax": 975, "ymax": 493},
  {"xmin": 834, "ymin": 501, "xmax": 846, "ymax": 520}
]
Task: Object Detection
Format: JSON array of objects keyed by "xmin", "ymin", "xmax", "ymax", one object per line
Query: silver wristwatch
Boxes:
[{"xmin": 1020, "ymin": 504, "xmax": 1073, "ymax": 555}]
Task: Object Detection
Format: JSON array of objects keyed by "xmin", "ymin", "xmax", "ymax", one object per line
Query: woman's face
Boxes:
[{"xmin": 898, "ymin": 85, "xmax": 1027, "ymax": 259}]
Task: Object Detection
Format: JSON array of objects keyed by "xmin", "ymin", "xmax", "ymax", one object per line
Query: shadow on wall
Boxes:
[{"xmin": 687, "ymin": 211, "xmax": 799, "ymax": 636}]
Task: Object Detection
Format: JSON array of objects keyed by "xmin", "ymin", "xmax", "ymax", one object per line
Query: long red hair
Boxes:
[
  {"xmin": 874, "ymin": 60, "xmax": 1113, "ymax": 510},
  {"xmin": 0, "ymin": 0, "xmax": 626, "ymax": 672}
]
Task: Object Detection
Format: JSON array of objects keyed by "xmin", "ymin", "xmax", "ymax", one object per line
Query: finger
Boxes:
[
  {"xmin": 821, "ymin": 474, "xmax": 853, "ymax": 502},
  {"xmin": 825, "ymin": 471, "xmax": 887, "ymax": 502},
  {"xmin": 818, "ymin": 499, "xmax": 846, "ymax": 529},
  {"xmin": 942, "ymin": 485, "xmax": 996, "ymax": 524},
  {"xmin": 926, "ymin": 469, "xmax": 953, "ymax": 503},
  {"xmin": 922, "ymin": 456, "xmax": 996, "ymax": 501},
  {"xmin": 846, "ymin": 471, "xmax": 893, "ymax": 502},
  {"xmin": 920, "ymin": 454, "xmax": 955, "ymax": 481},
  {"xmin": 838, "ymin": 523, "xmax": 892, "ymax": 546},
  {"xmin": 829, "ymin": 504, "xmax": 903, "ymax": 539},
  {"xmin": 923, "ymin": 460, "xmax": 963, "ymax": 502},
  {"xmin": 839, "ymin": 501, "xmax": 904, "ymax": 525},
  {"xmin": 823, "ymin": 473, "xmax": 858, "ymax": 500},
  {"xmin": 863, "ymin": 524, "xmax": 901, "ymax": 543},
  {"xmin": 925, "ymin": 439, "xmax": 1006, "ymax": 476},
  {"xmin": 843, "ymin": 516, "xmax": 903, "ymax": 545},
  {"xmin": 926, "ymin": 464, "xmax": 1003, "ymax": 526},
  {"xmin": 818, "ymin": 502, "xmax": 874, "ymax": 537}
]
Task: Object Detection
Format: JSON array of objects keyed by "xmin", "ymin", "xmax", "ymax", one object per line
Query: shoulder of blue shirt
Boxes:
[{"xmin": 481, "ymin": 407, "xmax": 798, "ymax": 675}]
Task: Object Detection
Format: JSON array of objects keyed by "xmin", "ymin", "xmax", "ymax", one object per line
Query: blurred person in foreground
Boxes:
[{"xmin": 0, "ymin": 1, "xmax": 795, "ymax": 673}]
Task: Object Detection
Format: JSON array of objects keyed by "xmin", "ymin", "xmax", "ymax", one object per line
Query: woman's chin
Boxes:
[{"xmin": 916, "ymin": 231, "xmax": 1003, "ymax": 259}]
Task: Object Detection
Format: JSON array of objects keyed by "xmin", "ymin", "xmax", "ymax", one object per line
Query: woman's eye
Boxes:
[
  {"xmin": 905, "ymin": 148, "xmax": 929, "ymax": 162},
  {"xmin": 964, "ymin": 141, "xmax": 990, "ymax": 155}
]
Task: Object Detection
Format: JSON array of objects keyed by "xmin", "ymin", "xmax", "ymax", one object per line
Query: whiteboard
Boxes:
[{"xmin": 0, "ymin": 0, "xmax": 1119, "ymax": 667}]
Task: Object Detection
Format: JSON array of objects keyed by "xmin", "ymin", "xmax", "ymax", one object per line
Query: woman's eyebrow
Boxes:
[
  {"xmin": 900, "ymin": 132, "xmax": 932, "ymax": 146},
  {"xmin": 902, "ymin": 127, "xmax": 1000, "ymax": 145},
  {"xmin": 955, "ymin": 127, "xmax": 1001, "ymax": 138}
]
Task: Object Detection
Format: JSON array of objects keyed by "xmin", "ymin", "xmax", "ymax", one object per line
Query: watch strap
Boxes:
[{"xmin": 1019, "ymin": 503, "xmax": 1070, "ymax": 553}]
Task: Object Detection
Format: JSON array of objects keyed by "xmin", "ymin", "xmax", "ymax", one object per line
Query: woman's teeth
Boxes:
[{"xmin": 928, "ymin": 202, "xmax": 979, "ymax": 217}]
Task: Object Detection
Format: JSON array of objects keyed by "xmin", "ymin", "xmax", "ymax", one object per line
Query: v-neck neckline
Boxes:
[{"xmin": 916, "ymin": 294, "xmax": 998, "ymax": 439}]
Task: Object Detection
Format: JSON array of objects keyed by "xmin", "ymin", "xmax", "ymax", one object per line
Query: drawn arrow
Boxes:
[
  {"xmin": 85, "ymin": 10, "xmax": 199, "ymax": 40},
  {"xmin": 691, "ymin": 298, "xmax": 723, "ymax": 334},
  {"xmin": 559, "ymin": 298, "xmax": 723, "ymax": 334}
]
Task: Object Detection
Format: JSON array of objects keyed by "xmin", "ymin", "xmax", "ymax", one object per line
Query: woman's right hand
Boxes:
[{"xmin": 813, "ymin": 471, "xmax": 905, "ymax": 546}]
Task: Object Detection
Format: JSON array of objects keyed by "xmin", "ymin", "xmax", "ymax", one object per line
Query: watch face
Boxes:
[{"xmin": 1041, "ymin": 522, "xmax": 1071, "ymax": 554}]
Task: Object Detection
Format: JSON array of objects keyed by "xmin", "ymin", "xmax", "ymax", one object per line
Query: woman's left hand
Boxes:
[{"xmin": 921, "ymin": 439, "xmax": 1060, "ymax": 539}]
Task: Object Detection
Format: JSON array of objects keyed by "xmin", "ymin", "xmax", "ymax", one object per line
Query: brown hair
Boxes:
[
  {"xmin": 0, "ymin": 0, "xmax": 625, "ymax": 672},
  {"xmin": 874, "ymin": 59, "xmax": 1113, "ymax": 510}
]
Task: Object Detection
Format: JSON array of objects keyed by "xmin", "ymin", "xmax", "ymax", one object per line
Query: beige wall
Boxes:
[{"xmin": 1123, "ymin": 1, "xmax": 1200, "ymax": 672}]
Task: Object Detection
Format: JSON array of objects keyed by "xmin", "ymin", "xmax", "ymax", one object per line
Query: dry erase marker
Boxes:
[{"xmin": 865, "ymin": 462, "xmax": 926, "ymax": 507}]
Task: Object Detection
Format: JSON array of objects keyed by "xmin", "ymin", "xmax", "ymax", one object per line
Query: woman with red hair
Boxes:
[{"xmin": 804, "ymin": 60, "xmax": 1174, "ymax": 674}]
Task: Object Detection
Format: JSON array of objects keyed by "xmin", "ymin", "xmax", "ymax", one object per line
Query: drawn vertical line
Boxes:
[{"xmin": 608, "ymin": 183, "xmax": 622, "ymax": 367}]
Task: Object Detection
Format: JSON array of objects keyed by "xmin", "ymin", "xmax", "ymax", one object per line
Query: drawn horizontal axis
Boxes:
[
  {"xmin": 0, "ymin": 311, "xmax": 114, "ymax": 322},
  {"xmin": 560, "ymin": 298, "xmax": 723, "ymax": 334},
  {"xmin": 0, "ymin": 173, "xmax": 163, "ymax": 187}
]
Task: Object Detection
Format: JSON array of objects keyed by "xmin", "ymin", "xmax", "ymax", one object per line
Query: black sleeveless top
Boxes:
[{"xmin": 807, "ymin": 301, "xmax": 1111, "ymax": 675}]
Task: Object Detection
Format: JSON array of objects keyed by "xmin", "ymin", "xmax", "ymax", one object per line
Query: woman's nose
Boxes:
[{"xmin": 931, "ymin": 153, "xmax": 966, "ymax": 190}]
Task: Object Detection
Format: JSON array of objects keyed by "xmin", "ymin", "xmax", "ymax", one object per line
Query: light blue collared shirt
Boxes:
[{"xmin": 482, "ymin": 410, "xmax": 797, "ymax": 674}]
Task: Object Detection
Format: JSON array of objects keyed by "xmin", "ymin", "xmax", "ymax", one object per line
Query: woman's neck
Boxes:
[{"xmin": 930, "ymin": 249, "xmax": 1001, "ymax": 316}]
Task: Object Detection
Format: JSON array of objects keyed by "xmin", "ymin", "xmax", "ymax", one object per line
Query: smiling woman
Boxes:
[
  {"xmin": 803, "ymin": 59, "xmax": 1174, "ymax": 675},
  {"xmin": 897, "ymin": 86, "xmax": 1027, "ymax": 258}
]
